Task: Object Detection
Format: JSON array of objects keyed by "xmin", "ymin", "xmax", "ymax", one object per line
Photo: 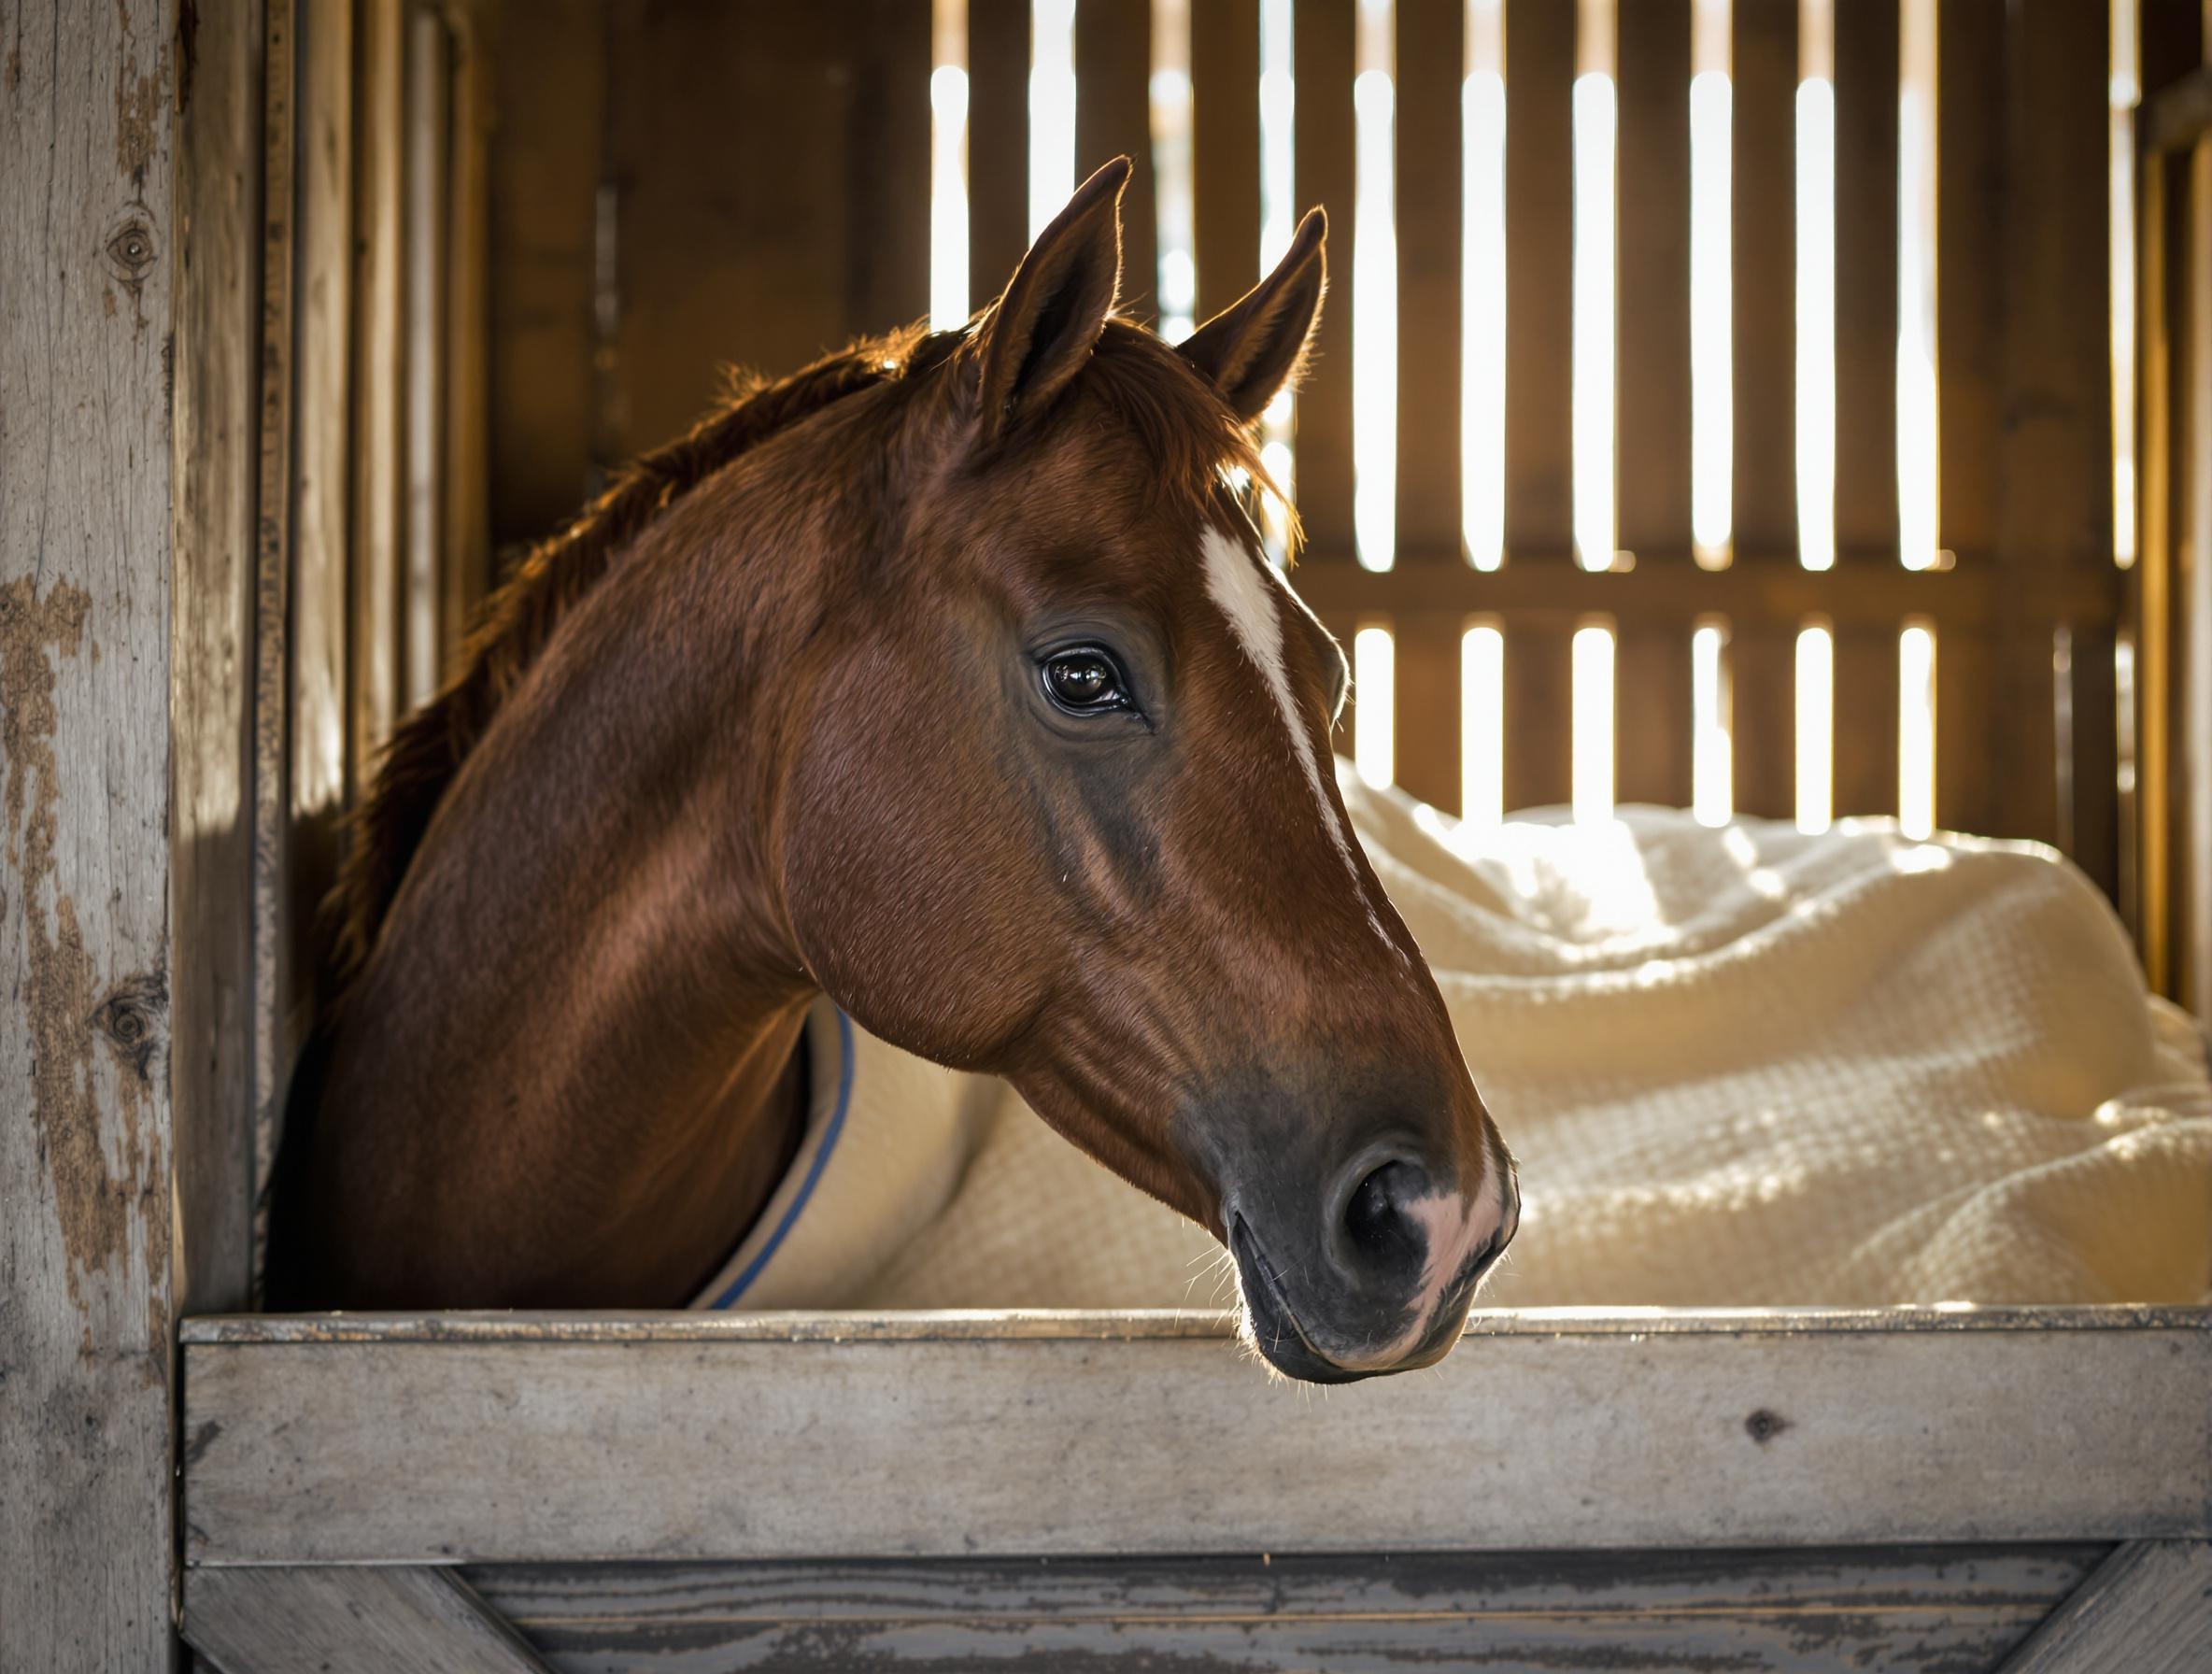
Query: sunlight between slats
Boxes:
[
  {"xmin": 1029, "ymin": 0, "xmax": 1078, "ymax": 241},
  {"xmin": 1462, "ymin": 0, "xmax": 1506, "ymax": 573},
  {"xmin": 1354, "ymin": 626, "xmax": 1397, "ymax": 789},
  {"xmin": 1353, "ymin": 0, "xmax": 1397, "ymax": 571},
  {"xmin": 929, "ymin": 2, "xmax": 971, "ymax": 332},
  {"xmin": 1571, "ymin": 0, "xmax": 1618, "ymax": 572}
]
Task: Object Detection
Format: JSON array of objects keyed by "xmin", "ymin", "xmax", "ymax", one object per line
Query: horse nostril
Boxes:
[{"xmin": 1341, "ymin": 1158, "xmax": 1427, "ymax": 1264}]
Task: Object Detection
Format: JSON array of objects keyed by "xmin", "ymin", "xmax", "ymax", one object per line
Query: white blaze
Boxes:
[{"xmin": 1200, "ymin": 526, "xmax": 1395, "ymax": 951}]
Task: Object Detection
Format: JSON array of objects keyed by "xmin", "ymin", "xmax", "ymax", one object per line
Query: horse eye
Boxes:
[{"xmin": 1042, "ymin": 649, "xmax": 1127, "ymax": 713}]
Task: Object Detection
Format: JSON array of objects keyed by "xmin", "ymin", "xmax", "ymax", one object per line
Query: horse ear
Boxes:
[
  {"xmin": 1178, "ymin": 206, "xmax": 1326, "ymax": 422},
  {"xmin": 974, "ymin": 157, "xmax": 1130, "ymax": 441}
]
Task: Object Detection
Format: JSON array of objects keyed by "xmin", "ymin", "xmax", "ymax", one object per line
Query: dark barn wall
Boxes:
[{"xmin": 487, "ymin": 0, "xmax": 935, "ymax": 553}]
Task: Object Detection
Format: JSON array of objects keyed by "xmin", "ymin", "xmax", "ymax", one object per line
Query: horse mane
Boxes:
[
  {"xmin": 329, "ymin": 325, "xmax": 950, "ymax": 985},
  {"xmin": 329, "ymin": 316, "xmax": 1284, "ymax": 989}
]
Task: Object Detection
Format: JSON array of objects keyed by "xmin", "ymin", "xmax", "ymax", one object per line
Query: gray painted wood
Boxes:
[
  {"xmin": 1995, "ymin": 1540, "xmax": 2212, "ymax": 1673},
  {"xmin": 180, "ymin": 1310, "xmax": 2212, "ymax": 1566},
  {"xmin": 1, "ymin": 1, "xmax": 185, "ymax": 1667},
  {"xmin": 185, "ymin": 1565, "xmax": 554, "ymax": 1674},
  {"xmin": 468, "ymin": 1545, "xmax": 2106, "ymax": 1673}
]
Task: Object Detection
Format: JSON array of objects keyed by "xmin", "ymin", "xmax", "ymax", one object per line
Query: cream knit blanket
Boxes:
[{"xmin": 712, "ymin": 767, "xmax": 2212, "ymax": 1312}]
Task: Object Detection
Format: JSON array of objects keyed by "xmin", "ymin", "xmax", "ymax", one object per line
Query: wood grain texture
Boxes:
[
  {"xmin": 467, "ymin": 1543, "xmax": 2105, "ymax": 1674},
  {"xmin": 0, "ymin": 3, "xmax": 181, "ymax": 1667},
  {"xmin": 351, "ymin": 0, "xmax": 406, "ymax": 790},
  {"xmin": 251, "ymin": 0, "xmax": 298, "ymax": 1289},
  {"xmin": 1994, "ymin": 1540, "xmax": 2212, "ymax": 1673},
  {"xmin": 179, "ymin": 1311, "xmax": 2212, "ymax": 1566},
  {"xmin": 173, "ymin": 0, "xmax": 264, "ymax": 1318},
  {"xmin": 185, "ymin": 1565, "xmax": 554, "ymax": 1674}
]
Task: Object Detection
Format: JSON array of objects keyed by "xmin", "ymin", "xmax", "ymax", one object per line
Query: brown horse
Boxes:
[{"xmin": 267, "ymin": 160, "xmax": 1518, "ymax": 1382}]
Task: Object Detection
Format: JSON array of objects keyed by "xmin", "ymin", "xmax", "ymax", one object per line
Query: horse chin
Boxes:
[{"xmin": 1227, "ymin": 1214, "xmax": 1459, "ymax": 1384}]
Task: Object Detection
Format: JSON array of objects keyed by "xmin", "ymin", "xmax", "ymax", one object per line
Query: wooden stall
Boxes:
[{"xmin": 4, "ymin": 0, "xmax": 2210, "ymax": 1668}]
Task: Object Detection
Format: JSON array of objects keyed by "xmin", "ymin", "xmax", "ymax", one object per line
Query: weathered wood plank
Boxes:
[
  {"xmin": 351, "ymin": 0, "xmax": 407, "ymax": 789},
  {"xmin": 1994, "ymin": 1540, "xmax": 2212, "ymax": 1673},
  {"xmin": 173, "ymin": 0, "xmax": 264, "ymax": 1318},
  {"xmin": 0, "ymin": 2, "xmax": 182, "ymax": 1667},
  {"xmin": 180, "ymin": 1311, "xmax": 2212, "ymax": 1566},
  {"xmin": 185, "ymin": 1566, "xmax": 553, "ymax": 1674},
  {"xmin": 251, "ymin": 0, "xmax": 299, "ymax": 1286},
  {"xmin": 470, "ymin": 1544, "xmax": 2105, "ymax": 1674}
]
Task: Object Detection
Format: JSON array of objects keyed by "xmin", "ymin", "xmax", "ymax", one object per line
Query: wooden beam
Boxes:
[
  {"xmin": 185, "ymin": 1567, "xmax": 553, "ymax": 1674},
  {"xmin": 181, "ymin": 1309, "xmax": 2212, "ymax": 1566},
  {"xmin": 467, "ymin": 1543, "xmax": 2103, "ymax": 1671},
  {"xmin": 1284, "ymin": 555, "xmax": 2116, "ymax": 633},
  {"xmin": 1, "ymin": 2, "xmax": 186, "ymax": 1666},
  {"xmin": 1994, "ymin": 1540, "xmax": 2212, "ymax": 1673}
]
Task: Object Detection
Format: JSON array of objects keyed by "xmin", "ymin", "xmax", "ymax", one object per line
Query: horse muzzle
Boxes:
[{"xmin": 1225, "ymin": 1141, "xmax": 1520, "ymax": 1383}]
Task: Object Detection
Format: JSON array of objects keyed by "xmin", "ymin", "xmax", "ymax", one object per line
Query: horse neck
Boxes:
[{"xmin": 305, "ymin": 466, "xmax": 840, "ymax": 1307}]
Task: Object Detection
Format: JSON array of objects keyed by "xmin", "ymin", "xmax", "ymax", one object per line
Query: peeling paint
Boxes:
[
  {"xmin": 1, "ymin": 577, "xmax": 157, "ymax": 1312},
  {"xmin": 114, "ymin": 40, "xmax": 168, "ymax": 187}
]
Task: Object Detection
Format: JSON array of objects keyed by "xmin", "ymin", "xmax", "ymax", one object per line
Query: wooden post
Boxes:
[{"xmin": 2, "ymin": 0, "xmax": 254, "ymax": 1666}]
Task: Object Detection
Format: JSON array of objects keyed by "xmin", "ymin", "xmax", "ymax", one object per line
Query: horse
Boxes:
[{"xmin": 266, "ymin": 159, "xmax": 1519, "ymax": 1383}]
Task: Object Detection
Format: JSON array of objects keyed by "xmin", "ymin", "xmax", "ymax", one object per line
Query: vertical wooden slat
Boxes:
[
  {"xmin": 1504, "ymin": 0, "xmax": 1575, "ymax": 560},
  {"xmin": 1504, "ymin": 622, "xmax": 1575, "ymax": 813},
  {"xmin": 1392, "ymin": 0, "xmax": 1465, "ymax": 809},
  {"xmin": 485, "ymin": 0, "xmax": 604, "ymax": 549},
  {"xmin": 1616, "ymin": 0, "xmax": 1692, "ymax": 560},
  {"xmin": 969, "ymin": 0, "xmax": 1034, "ymax": 304},
  {"xmin": 1292, "ymin": 0, "xmax": 1356, "ymax": 567},
  {"xmin": 1832, "ymin": 0, "xmax": 1902, "ymax": 818},
  {"xmin": 1928, "ymin": 0, "xmax": 2003, "ymax": 838},
  {"xmin": 172, "ymin": 0, "xmax": 264, "ymax": 1320},
  {"xmin": 1194, "ymin": 0, "xmax": 1262, "ymax": 321},
  {"xmin": 1731, "ymin": 629, "xmax": 1796, "ymax": 821},
  {"xmin": 1732, "ymin": 0, "xmax": 1795, "ymax": 560},
  {"xmin": 1614, "ymin": 0, "xmax": 1694, "ymax": 808},
  {"xmin": 1994, "ymin": 0, "xmax": 2114, "ymax": 872},
  {"xmin": 1730, "ymin": 0, "xmax": 1797, "ymax": 820},
  {"xmin": 403, "ymin": 8, "xmax": 452, "ymax": 710},
  {"xmin": 253, "ymin": 0, "xmax": 302, "ymax": 1271},
  {"xmin": 1077, "ymin": 0, "xmax": 1158, "ymax": 320},
  {"xmin": 289, "ymin": 0, "xmax": 354, "ymax": 1071},
  {"xmin": 1500, "ymin": 1, "xmax": 1577, "ymax": 808},
  {"xmin": 1615, "ymin": 623, "xmax": 1694, "ymax": 809},
  {"xmin": 352, "ymin": 0, "xmax": 407, "ymax": 793},
  {"xmin": 2180, "ymin": 126, "xmax": 2212, "ymax": 1016},
  {"xmin": 0, "ymin": 0, "xmax": 184, "ymax": 1663},
  {"xmin": 1833, "ymin": 0, "xmax": 1898, "ymax": 564},
  {"xmin": 1832, "ymin": 624, "xmax": 1901, "ymax": 817},
  {"xmin": 444, "ymin": 8, "xmax": 495, "ymax": 653}
]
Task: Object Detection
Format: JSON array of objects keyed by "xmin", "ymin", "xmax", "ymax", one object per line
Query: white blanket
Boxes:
[{"xmin": 710, "ymin": 769, "xmax": 2212, "ymax": 1312}]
